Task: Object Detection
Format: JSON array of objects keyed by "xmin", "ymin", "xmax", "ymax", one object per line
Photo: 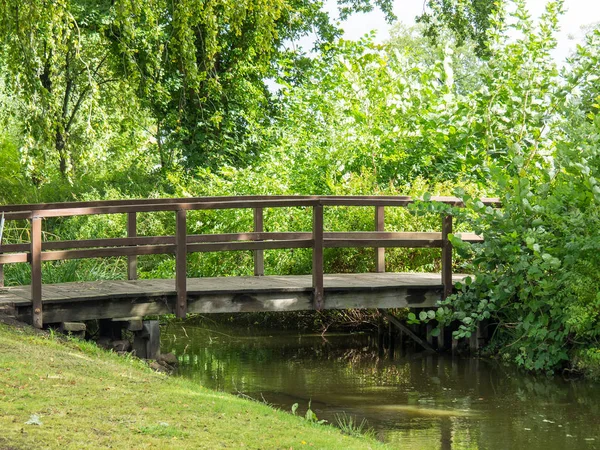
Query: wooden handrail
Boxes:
[
  {"xmin": 0, "ymin": 195, "xmax": 501, "ymax": 213},
  {"xmin": 0, "ymin": 196, "xmax": 500, "ymax": 328},
  {"xmin": 0, "ymin": 231, "xmax": 482, "ymax": 255}
]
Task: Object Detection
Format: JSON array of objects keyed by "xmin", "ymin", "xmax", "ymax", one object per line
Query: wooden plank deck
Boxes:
[{"xmin": 0, "ymin": 273, "xmax": 467, "ymax": 324}]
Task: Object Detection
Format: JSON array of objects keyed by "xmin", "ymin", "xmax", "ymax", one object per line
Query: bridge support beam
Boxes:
[
  {"xmin": 31, "ymin": 216, "xmax": 43, "ymax": 329},
  {"xmin": 312, "ymin": 204, "xmax": 324, "ymax": 309},
  {"xmin": 132, "ymin": 320, "xmax": 160, "ymax": 360},
  {"xmin": 60, "ymin": 322, "xmax": 86, "ymax": 338},
  {"xmin": 375, "ymin": 206, "xmax": 385, "ymax": 273},
  {"xmin": 381, "ymin": 310, "xmax": 435, "ymax": 353},
  {"xmin": 441, "ymin": 215, "xmax": 453, "ymax": 300},
  {"xmin": 176, "ymin": 210, "xmax": 187, "ymax": 319},
  {"xmin": 127, "ymin": 212, "xmax": 137, "ymax": 280},
  {"xmin": 253, "ymin": 208, "xmax": 264, "ymax": 276}
]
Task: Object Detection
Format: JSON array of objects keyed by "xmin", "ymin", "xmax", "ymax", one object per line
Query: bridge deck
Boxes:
[{"xmin": 0, "ymin": 273, "xmax": 467, "ymax": 324}]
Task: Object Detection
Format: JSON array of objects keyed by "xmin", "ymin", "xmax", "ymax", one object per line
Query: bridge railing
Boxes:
[{"xmin": 0, "ymin": 196, "xmax": 500, "ymax": 328}]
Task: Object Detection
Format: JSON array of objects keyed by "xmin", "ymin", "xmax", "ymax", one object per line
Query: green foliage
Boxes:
[
  {"xmin": 418, "ymin": 17, "xmax": 600, "ymax": 373},
  {"xmin": 3, "ymin": 0, "xmax": 600, "ymax": 377},
  {"xmin": 573, "ymin": 347, "xmax": 600, "ymax": 380},
  {"xmin": 335, "ymin": 412, "xmax": 375, "ymax": 439}
]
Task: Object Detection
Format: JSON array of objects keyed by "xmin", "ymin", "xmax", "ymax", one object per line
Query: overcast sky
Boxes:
[{"xmin": 322, "ymin": 0, "xmax": 600, "ymax": 63}]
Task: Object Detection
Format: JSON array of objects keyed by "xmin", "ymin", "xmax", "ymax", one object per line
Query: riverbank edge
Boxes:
[
  {"xmin": 0, "ymin": 315, "xmax": 386, "ymax": 450},
  {"xmin": 182, "ymin": 312, "xmax": 600, "ymax": 380}
]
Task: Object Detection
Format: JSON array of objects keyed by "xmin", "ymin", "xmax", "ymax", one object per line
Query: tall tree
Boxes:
[
  {"xmin": 417, "ymin": 0, "xmax": 500, "ymax": 55},
  {"xmin": 0, "ymin": 1, "xmax": 124, "ymax": 183}
]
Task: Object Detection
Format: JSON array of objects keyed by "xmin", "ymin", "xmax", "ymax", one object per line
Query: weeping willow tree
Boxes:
[{"xmin": 1, "ymin": 0, "xmax": 500, "ymax": 183}]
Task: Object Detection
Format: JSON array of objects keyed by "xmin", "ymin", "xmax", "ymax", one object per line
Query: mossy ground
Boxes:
[{"xmin": 0, "ymin": 322, "xmax": 386, "ymax": 449}]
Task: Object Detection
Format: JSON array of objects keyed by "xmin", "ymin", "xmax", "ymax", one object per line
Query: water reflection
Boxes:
[{"xmin": 162, "ymin": 325, "xmax": 600, "ymax": 449}]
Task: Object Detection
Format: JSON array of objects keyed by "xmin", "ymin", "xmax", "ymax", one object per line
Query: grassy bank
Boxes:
[{"xmin": 0, "ymin": 322, "xmax": 385, "ymax": 449}]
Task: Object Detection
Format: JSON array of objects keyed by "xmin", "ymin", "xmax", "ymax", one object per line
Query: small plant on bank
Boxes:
[
  {"xmin": 335, "ymin": 412, "xmax": 376, "ymax": 439},
  {"xmin": 291, "ymin": 401, "xmax": 327, "ymax": 425}
]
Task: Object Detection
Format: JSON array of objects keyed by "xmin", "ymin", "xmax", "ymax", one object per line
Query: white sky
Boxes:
[{"xmin": 319, "ymin": 0, "xmax": 600, "ymax": 63}]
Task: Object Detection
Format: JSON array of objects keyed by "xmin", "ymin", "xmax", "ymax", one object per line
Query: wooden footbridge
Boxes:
[{"xmin": 0, "ymin": 196, "xmax": 498, "ymax": 330}]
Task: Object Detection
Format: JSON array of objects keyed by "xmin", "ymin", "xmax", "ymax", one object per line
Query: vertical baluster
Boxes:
[
  {"xmin": 253, "ymin": 207, "xmax": 264, "ymax": 276},
  {"xmin": 127, "ymin": 212, "xmax": 137, "ymax": 280},
  {"xmin": 441, "ymin": 214, "xmax": 453, "ymax": 300},
  {"xmin": 176, "ymin": 209, "xmax": 187, "ymax": 319},
  {"xmin": 31, "ymin": 215, "xmax": 43, "ymax": 329},
  {"xmin": 0, "ymin": 211, "xmax": 4, "ymax": 287},
  {"xmin": 375, "ymin": 205, "xmax": 385, "ymax": 273},
  {"xmin": 312, "ymin": 204, "xmax": 324, "ymax": 309}
]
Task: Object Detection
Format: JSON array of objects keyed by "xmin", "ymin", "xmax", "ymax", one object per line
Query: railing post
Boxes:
[
  {"xmin": 31, "ymin": 215, "xmax": 43, "ymax": 329},
  {"xmin": 176, "ymin": 209, "xmax": 187, "ymax": 318},
  {"xmin": 127, "ymin": 212, "xmax": 137, "ymax": 280},
  {"xmin": 375, "ymin": 205, "xmax": 385, "ymax": 273},
  {"xmin": 253, "ymin": 207, "xmax": 264, "ymax": 276},
  {"xmin": 0, "ymin": 211, "xmax": 4, "ymax": 287},
  {"xmin": 312, "ymin": 203, "xmax": 324, "ymax": 310},
  {"xmin": 441, "ymin": 214, "xmax": 453, "ymax": 300}
]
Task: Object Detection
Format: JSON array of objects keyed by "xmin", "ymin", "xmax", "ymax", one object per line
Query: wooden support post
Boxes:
[
  {"xmin": 426, "ymin": 322, "xmax": 434, "ymax": 347},
  {"xmin": 132, "ymin": 320, "xmax": 161, "ymax": 360},
  {"xmin": 375, "ymin": 206, "xmax": 385, "ymax": 273},
  {"xmin": 438, "ymin": 324, "xmax": 446, "ymax": 350},
  {"xmin": 452, "ymin": 335, "xmax": 459, "ymax": 354},
  {"xmin": 441, "ymin": 214, "xmax": 453, "ymax": 300},
  {"xmin": 469, "ymin": 324, "xmax": 481, "ymax": 353},
  {"xmin": 312, "ymin": 204, "xmax": 324, "ymax": 310},
  {"xmin": 0, "ymin": 260, "xmax": 3, "ymax": 288},
  {"xmin": 175, "ymin": 209, "xmax": 187, "ymax": 319},
  {"xmin": 145, "ymin": 320, "xmax": 161, "ymax": 360},
  {"xmin": 31, "ymin": 216, "xmax": 43, "ymax": 329},
  {"xmin": 127, "ymin": 212, "xmax": 137, "ymax": 280},
  {"xmin": 398, "ymin": 324, "xmax": 404, "ymax": 349},
  {"xmin": 253, "ymin": 208, "xmax": 264, "ymax": 276},
  {"xmin": 388, "ymin": 321, "xmax": 396, "ymax": 359}
]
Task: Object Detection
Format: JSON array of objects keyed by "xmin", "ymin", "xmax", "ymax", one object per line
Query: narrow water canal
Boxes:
[{"xmin": 162, "ymin": 324, "xmax": 600, "ymax": 449}]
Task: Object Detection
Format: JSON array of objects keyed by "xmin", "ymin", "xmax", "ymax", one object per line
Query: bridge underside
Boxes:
[{"xmin": 0, "ymin": 273, "xmax": 468, "ymax": 325}]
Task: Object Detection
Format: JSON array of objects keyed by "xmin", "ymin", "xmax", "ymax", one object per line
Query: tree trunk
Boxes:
[{"xmin": 56, "ymin": 128, "xmax": 68, "ymax": 177}]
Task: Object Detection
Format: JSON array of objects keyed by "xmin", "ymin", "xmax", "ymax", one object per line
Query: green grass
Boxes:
[{"xmin": 0, "ymin": 323, "xmax": 386, "ymax": 449}]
